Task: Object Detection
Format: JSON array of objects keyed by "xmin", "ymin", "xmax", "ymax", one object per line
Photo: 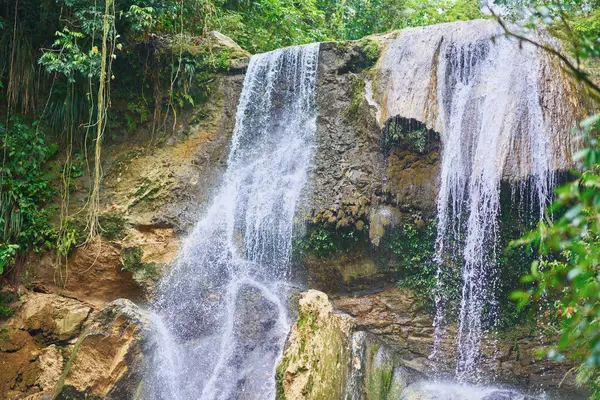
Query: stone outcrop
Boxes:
[
  {"xmin": 0, "ymin": 293, "xmax": 149, "ymax": 400},
  {"xmin": 276, "ymin": 290, "xmax": 427, "ymax": 400},
  {"xmin": 31, "ymin": 239, "xmax": 144, "ymax": 307},
  {"xmin": 0, "ymin": 293, "xmax": 93, "ymax": 399},
  {"xmin": 55, "ymin": 299, "xmax": 149, "ymax": 399},
  {"xmin": 335, "ymin": 288, "xmax": 583, "ymax": 392},
  {"xmin": 372, "ymin": 20, "xmax": 583, "ymax": 180},
  {"xmin": 278, "ymin": 289, "xmax": 586, "ymax": 399},
  {"xmin": 277, "ymin": 290, "xmax": 354, "ymax": 400},
  {"xmin": 309, "ymin": 19, "xmax": 585, "ymax": 241},
  {"xmin": 9, "ymin": 292, "xmax": 93, "ymax": 343}
]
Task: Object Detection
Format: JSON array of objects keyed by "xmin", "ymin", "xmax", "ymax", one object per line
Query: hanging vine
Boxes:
[{"xmin": 86, "ymin": 0, "xmax": 116, "ymax": 241}]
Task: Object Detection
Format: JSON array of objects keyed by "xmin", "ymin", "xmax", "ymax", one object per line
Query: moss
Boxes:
[
  {"xmin": 121, "ymin": 246, "xmax": 159, "ymax": 278},
  {"xmin": 295, "ymin": 223, "xmax": 368, "ymax": 258},
  {"xmin": 129, "ymin": 178, "xmax": 162, "ymax": 210},
  {"xmin": 99, "ymin": 211, "xmax": 127, "ymax": 241},
  {"xmin": 0, "ymin": 291, "xmax": 16, "ymax": 320},
  {"xmin": 378, "ymin": 221, "xmax": 441, "ymax": 312},
  {"xmin": 382, "ymin": 117, "xmax": 438, "ymax": 155},
  {"xmin": 357, "ymin": 39, "xmax": 382, "ymax": 70},
  {"xmin": 121, "ymin": 247, "xmax": 143, "ymax": 270},
  {"xmin": 275, "ymin": 361, "xmax": 286, "ymax": 400},
  {"xmin": 368, "ymin": 366, "xmax": 394, "ymax": 400},
  {"xmin": 346, "ymin": 75, "xmax": 367, "ymax": 121},
  {"xmin": 54, "ymin": 385, "xmax": 103, "ymax": 400},
  {"xmin": 0, "ymin": 327, "xmax": 10, "ymax": 349}
]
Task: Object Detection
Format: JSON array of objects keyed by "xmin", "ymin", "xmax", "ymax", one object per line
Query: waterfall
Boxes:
[
  {"xmin": 376, "ymin": 20, "xmax": 577, "ymax": 381},
  {"xmin": 433, "ymin": 32, "xmax": 566, "ymax": 380},
  {"xmin": 145, "ymin": 43, "xmax": 319, "ymax": 400}
]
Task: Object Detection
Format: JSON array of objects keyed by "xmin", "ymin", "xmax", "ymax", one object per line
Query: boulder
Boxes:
[
  {"xmin": 276, "ymin": 290, "xmax": 355, "ymax": 400},
  {"xmin": 10, "ymin": 292, "xmax": 93, "ymax": 342},
  {"xmin": 54, "ymin": 299, "xmax": 150, "ymax": 399}
]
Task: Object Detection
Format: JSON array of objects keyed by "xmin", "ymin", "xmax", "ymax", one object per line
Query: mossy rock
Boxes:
[
  {"xmin": 120, "ymin": 247, "xmax": 159, "ymax": 280},
  {"xmin": 99, "ymin": 211, "xmax": 127, "ymax": 241}
]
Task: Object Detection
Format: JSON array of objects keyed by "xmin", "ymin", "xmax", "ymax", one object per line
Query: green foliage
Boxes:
[
  {"xmin": 0, "ymin": 292, "xmax": 15, "ymax": 320},
  {"xmin": 511, "ymin": 117, "xmax": 600, "ymax": 393},
  {"xmin": 121, "ymin": 246, "xmax": 159, "ymax": 278},
  {"xmin": 216, "ymin": 0, "xmax": 331, "ymax": 52},
  {"xmin": 125, "ymin": 100, "xmax": 150, "ymax": 133},
  {"xmin": 121, "ymin": 246, "xmax": 143, "ymax": 271},
  {"xmin": 383, "ymin": 117, "xmax": 432, "ymax": 154},
  {"xmin": 320, "ymin": 0, "xmax": 483, "ymax": 41},
  {"xmin": 0, "ymin": 118, "xmax": 57, "ymax": 275},
  {"xmin": 296, "ymin": 224, "xmax": 366, "ymax": 257},
  {"xmin": 383, "ymin": 223, "xmax": 440, "ymax": 310},
  {"xmin": 398, "ymin": 0, "xmax": 483, "ymax": 29},
  {"xmin": 39, "ymin": 27, "xmax": 101, "ymax": 83},
  {"xmin": 346, "ymin": 75, "xmax": 366, "ymax": 120}
]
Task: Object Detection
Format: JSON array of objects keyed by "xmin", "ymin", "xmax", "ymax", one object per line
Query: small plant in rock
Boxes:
[{"xmin": 296, "ymin": 224, "xmax": 366, "ymax": 257}]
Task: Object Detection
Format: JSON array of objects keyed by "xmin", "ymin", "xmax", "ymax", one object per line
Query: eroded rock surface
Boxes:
[
  {"xmin": 0, "ymin": 293, "xmax": 149, "ymax": 400},
  {"xmin": 279, "ymin": 289, "xmax": 584, "ymax": 399}
]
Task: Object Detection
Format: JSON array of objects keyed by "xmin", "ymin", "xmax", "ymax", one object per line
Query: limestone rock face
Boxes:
[
  {"xmin": 308, "ymin": 19, "xmax": 585, "ymax": 241},
  {"xmin": 306, "ymin": 250, "xmax": 399, "ymax": 295},
  {"xmin": 279, "ymin": 289, "xmax": 585, "ymax": 398},
  {"xmin": 373, "ymin": 20, "xmax": 583, "ymax": 181},
  {"xmin": 277, "ymin": 290, "xmax": 355, "ymax": 400},
  {"xmin": 334, "ymin": 288, "xmax": 581, "ymax": 391},
  {"xmin": 0, "ymin": 294, "xmax": 149, "ymax": 400},
  {"xmin": 26, "ymin": 39, "xmax": 246, "ymax": 302},
  {"xmin": 56, "ymin": 299, "xmax": 150, "ymax": 399},
  {"xmin": 277, "ymin": 291, "xmax": 426, "ymax": 400}
]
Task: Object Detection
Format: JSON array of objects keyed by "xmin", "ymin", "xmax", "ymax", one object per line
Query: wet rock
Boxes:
[
  {"xmin": 307, "ymin": 250, "xmax": 397, "ymax": 295},
  {"xmin": 373, "ymin": 20, "xmax": 583, "ymax": 182}
]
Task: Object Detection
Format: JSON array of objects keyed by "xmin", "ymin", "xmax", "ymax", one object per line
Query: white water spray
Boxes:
[
  {"xmin": 145, "ymin": 43, "xmax": 319, "ymax": 400},
  {"xmin": 433, "ymin": 30, "xmax": 564, "ymax": 380},
  {"xmin": 376, "ymin": 20, "xmax": 576, "ymax": 381}
]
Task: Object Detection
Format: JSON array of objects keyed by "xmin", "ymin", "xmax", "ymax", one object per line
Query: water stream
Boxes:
[
  {"xmin": 144, "ymin": 43, "xmax": 319, "ymax": 400},
  {"xmin": 431, "ymin": 29, "xmax": 570, "ymax": 381}
]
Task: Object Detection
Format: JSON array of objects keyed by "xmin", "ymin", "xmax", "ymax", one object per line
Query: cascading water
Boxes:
[
  {"xmin": 376, "ymin": 20, "xmax": 577, "ymax": 383},
  {"xmin": 432, "ymin": 32, "xmax": 566, "ymax": 380},
  {"xmin": 145, "ymin": 43, "xmax": 319, "ymax": 400}
]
